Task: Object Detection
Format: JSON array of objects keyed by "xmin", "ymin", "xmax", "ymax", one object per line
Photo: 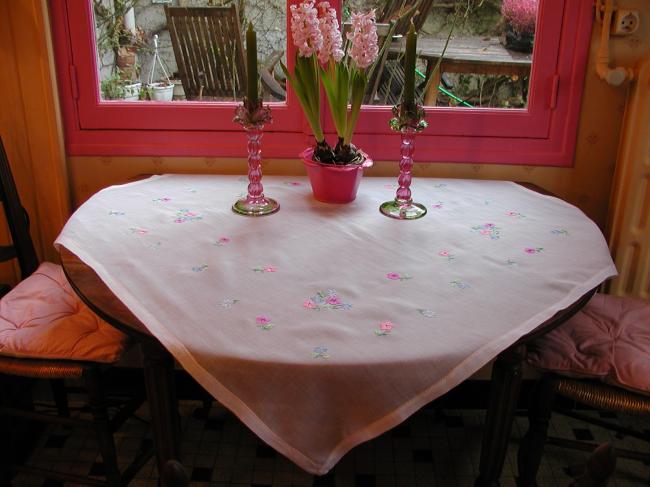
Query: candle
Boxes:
[
  {"xmin": 246, "ymin": 22, "xmax": 258, "ymax": 106},
  {"xmin": 403, "ymin": 22, "xmax": 417, "ymax": 110}
]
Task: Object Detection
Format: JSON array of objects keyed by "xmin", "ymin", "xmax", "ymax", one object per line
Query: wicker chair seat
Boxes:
[{"xmin": 0, "ymin": 262, "xmax": 127, "ymax": 364}]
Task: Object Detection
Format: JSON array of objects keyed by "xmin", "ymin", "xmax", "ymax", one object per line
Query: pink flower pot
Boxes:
[{"xmin": 300, "ymin": 147, "xmax": 373, "ymax": 204}]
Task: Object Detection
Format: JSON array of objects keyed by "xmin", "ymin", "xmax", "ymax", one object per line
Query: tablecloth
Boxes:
[{"xmin": 55, "ymin": 175, "xmax": 617, "ymax": 474}]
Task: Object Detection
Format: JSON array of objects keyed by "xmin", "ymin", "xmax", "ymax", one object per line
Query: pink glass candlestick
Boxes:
[
  {"xmin": 232, "ymin": 102, "xmax": 279, "ymax": 216},
  {"xmin": 380, "ymin": 104, "xmax": 427, "ymax": 220}
]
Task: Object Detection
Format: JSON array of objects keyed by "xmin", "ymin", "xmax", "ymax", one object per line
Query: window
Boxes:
[{"xmin": 50, "ymin": 0, "xmax": 593, "ymax": 164}]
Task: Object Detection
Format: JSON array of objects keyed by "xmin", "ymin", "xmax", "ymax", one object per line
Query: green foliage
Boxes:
[{"xmin": 100, "ymin": 72, "xmax": 126, "ymax": 100}]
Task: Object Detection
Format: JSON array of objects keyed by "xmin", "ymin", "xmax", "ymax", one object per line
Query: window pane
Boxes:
[
  {"xmin": 92, "ymin": 0, "xmax": 286, "ymax": 103},
  {"xmin": 344, "ymin": 0, "xmax": 535, "ymax": 108}
]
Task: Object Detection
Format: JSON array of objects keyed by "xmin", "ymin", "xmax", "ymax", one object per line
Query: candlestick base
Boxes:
[
  {"xmin": 379, "ymin": 199, "xmax": 427, "ymax": 220},
  {"xmin": 232, "ymin": 196, "xmax": 279, "ymax": 217}
]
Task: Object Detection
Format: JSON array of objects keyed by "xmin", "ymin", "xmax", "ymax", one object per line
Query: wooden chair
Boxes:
[
  {"xmin": 0, "ymin": 136, "xmax": 148, "ymax": 486},
  {"xmin": 518, "ymin": 294, "xmax": 650, "ymax": 486},
  {"xmin": 165, "ymin": 5, "xmax": 247, "ymax": 100},
  {"xmin": 377, "ymin": 0, "xmax": 435, "ymax": 36}
]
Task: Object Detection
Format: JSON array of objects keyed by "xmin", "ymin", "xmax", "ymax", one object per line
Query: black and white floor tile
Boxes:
[{"xmin": 11, "ymin": 401, "xmax": 650, "ymax": 486}]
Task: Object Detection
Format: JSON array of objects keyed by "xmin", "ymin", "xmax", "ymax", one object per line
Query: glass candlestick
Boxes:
[
  {"xmin": 380, "ymin": 103, "xmax": 427, "ymax": 220},
  {"xmin": 232, "ymin": 101, "xmax": 279, "ymax": 216}
]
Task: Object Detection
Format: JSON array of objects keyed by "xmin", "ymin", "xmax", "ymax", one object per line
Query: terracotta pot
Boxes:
[{"xmin": 300, "ymin": 147, "xmax": 373, "ymax": 204}]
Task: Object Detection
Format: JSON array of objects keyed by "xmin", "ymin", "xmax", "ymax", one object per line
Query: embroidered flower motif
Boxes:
[
  {"xmin": 152, "ymin": 197, "xmax": 172, "ymax": 204},
  {"xmin": 505, "ymin": 210, "xmax": 525, "ymax": 218},
  {"xmin": 450, "ymin": 280, "xmax": 471, "ymax": 290},
  {"xmin": 304, "ymin": 290, "xmax": 351, "ymax": 310},
  {"xmin": 253, "ymin": 266, "xmax": 277, "ymax": 273},
  {"xmin": 418, "ymin": 309, "xmax": 437, "ymax": 318},
  {"xmin": 218, "ymin": 298, "xmax": 239, "ymax": 309},
  {"xmin": 108, "ymin": 210, "xmax": 125, "ymax": 216},
  {"xmin": 386, "ymin": 272, "xmax": 412, "ymax": 281},
  {"xmin": 472, "ymin": 223, "xmax": 501, "ymax": 240},
  {"xmin": 438, "ymin": 250, "xmax": 455, "ymax": 262},
  {"xmin": 130, "ymin": 227, "xmax": 149, "ymax": 235},
  {"xmin": 312, "ymin": 345, "xmax": 330, "ymax": 359},
  {"xmin": 284, "ymin": 181, "xmax": 302, "ymax": 186},
  {"xmin": 256, "ymin": 315, "xmax": 274, "ymax": 330},
  {"xmin": 524, "ymin": 247, "xmax": 544, "ymax": 254},
  {"xmin": 192, "ymin": 264, "xmax": 208, "ymax": 272},
  {"xmin": 431, "ymin": 201, "xmax": 444, "ymax": 209},
  {"xmin": 174, "ymin": 209, "xmax": 202, "ymax": 223},
  {"xmin": 551, "ymin": 229, "xmax": 569, "ymax": 236},
  {"xmin": 214, "ymin": 237, "xmax": 231, "ymax": 246},
  {"xmin": 374, "ymin": 321, "xmax": 394, "ymax": 336}
]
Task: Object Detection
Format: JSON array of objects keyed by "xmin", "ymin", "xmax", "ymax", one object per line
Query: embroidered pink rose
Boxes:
[
  {"xmin": 524, "ymin": 247, "xmax": 544, "ymax": 254},
  {"xmin": 303, "ymin": 300, "xmax": 318, "ymax": 309},
  {"xmin": 438, "ymin": 250, "xmax": 450, "ymax": 257},
  {"xmin": 375, "ymin": 321, "xmax": 394, "ymax": 336},
  {"xmin": 386, "ymin": 272, "xmax": 401, "ymax": 280},
  {"xmin": 264, "ymin": 266, "xmax": 277, "ymax": 273},
  {"xmin": 325, "ymin": 295, "xmax": 341, "ymax": 305},
  {"xmin": 218, "ymin": 237, "xmax": 230, "ymax": 245},
  {"xmin": 256, "ymin": 315, "xmax": 271, "ymax": 325},
  {"xmin": 255, "ymin": 315, "xmax": 274, "ymax": 330}
]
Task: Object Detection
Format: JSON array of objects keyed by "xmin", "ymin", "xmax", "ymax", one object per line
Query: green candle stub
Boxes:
[
  {"xmin": 403, "ymin": 22, "xmax": 417, "ymax": 110},
  {"xmin": 246, "ymin": 22, "xmax": 258, "ymax": 106}
]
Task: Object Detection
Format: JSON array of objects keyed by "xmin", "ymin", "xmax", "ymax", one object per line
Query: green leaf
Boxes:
[{"xmin": 344, "ymin": 69, "xmax": 367, "ymax": 145}]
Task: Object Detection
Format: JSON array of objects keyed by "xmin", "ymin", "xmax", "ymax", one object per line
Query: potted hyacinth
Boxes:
[
  {"xmin": 281, "ymin": 1, "xmax": 382, "ymax": 203},
  {"xmin": 501, "ymin": 0, "xmax": 538, "ymax": 53}
]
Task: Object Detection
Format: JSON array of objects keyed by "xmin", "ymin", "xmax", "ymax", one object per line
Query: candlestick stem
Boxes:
[
  {"xmin": 232, "ymin": 122, "xmax": 279, "ymax": 216},
  {"xmin": 379, "ymin": 126, "xmax": 426, "ymax": 220}
]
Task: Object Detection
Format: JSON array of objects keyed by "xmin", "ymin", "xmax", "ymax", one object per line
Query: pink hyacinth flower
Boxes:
[
  {"xmin": 290, "ymin": 1, "xmax": 323, "ymax": 57},
  {"xmin": 325, "ymin": 295, "xmax": 341, "ymax": 305},
  {"xmin": 380, "ymin": 321, "xmax": 393, "ymax": 332},
  {"xmin": 317, "ymin": 2, "xmax": 344, "ymax": 64},
  {"xmin": 346, "ymin": 10, "xmax": 378, "ymax": 69},
  {"xmin": 256, "ymin": 315, "xmax": 271, "ymax": 325}
]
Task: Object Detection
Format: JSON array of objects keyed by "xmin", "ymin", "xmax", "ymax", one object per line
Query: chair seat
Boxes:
[
  {"xmin": 0, "ymin": 262, "xmax": 127, "ymax": 364},
  {"xmin": 527, "ymin": 293, "xmax": 650, "ymax": 396}
]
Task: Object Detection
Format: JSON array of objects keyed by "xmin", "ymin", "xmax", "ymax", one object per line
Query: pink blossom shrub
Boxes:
[{"xmin": 501, "ymin": 0, "xmax": 538, "ymax": 36}]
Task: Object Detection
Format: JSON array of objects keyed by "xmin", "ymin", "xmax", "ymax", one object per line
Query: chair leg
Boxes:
[
  {"xmin": 50, "ymin": 379, "xmax": 70, "ymax": 418},
  {"xmin": 517, "ymin": 374, "xmax": 556, "ymax": 487},
  {"xmin": 84, "ymin": 367, "xmax": 122, "ymax": 487}
]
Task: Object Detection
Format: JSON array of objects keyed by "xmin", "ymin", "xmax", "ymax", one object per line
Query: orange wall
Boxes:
[{"xmin": 67, "ymin": 0, "xmax": 650, "ymax": 232}]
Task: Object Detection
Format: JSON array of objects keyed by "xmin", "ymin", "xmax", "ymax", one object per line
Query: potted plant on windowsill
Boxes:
[
  {"xmin": 500, "ymin": 0, "xmax": 538, "ymax": 53},
  {"xmin": 281, "ymin": 1, "xmax": 389, "ymax": 204}
]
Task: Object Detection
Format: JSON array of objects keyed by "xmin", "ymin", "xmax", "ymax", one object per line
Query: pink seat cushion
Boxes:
[
  {"xmin": 527, "ymin": 293, "xmax": 650, "ymax": 395},
  {"xmin": 0, "ymin": 262, "xmax": 127, "ymax": 363}
]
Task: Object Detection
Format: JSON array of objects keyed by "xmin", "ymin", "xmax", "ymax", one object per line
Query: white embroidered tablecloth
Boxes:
[{"xmin": 55, "ymin": 175, "xmax": 616, "ymax": 474}]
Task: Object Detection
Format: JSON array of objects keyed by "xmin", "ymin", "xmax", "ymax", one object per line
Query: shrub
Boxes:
[{"xmin": 501, "ymin": 0, "xmax": 538, "ymax": 36}]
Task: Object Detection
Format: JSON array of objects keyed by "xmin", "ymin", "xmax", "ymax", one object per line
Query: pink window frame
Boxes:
[{"xmin": 49, "ymin": 0, "xmax": 593, "ymax": 165}]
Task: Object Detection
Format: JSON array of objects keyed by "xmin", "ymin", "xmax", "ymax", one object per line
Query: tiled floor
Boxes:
[{"xmin": 11, "ymin": 400, "xmax": 650, "ymax": 486}]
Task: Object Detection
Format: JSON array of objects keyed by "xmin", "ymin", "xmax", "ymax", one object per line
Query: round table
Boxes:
[{"xmin": 58, "ymin": 176, "xmax": 610, "ymax": 486}]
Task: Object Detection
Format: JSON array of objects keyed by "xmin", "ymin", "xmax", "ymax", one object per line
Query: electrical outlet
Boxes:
[{"xmin": 611, "ymin": 9, "xmax": 640, "ymax": 35}]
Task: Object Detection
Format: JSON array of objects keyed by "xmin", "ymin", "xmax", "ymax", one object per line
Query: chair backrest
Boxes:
[
  {"xmin": 164, "ymin": 5, "xmax": 247, "ymax": 100},
  {"xmin": 0, "ymin": 137, "xmax": 39, "ymax": 280},
  {"xmin": 378, "ymin": 0, "xmax": 435, "ymax": 36}
]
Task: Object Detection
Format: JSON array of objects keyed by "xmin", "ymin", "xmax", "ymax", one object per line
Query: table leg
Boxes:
[
  {"xmin": 141, "ymin": 340, "xmax": 181, "ymax": 478},
  {"xmin": 475, "ymin": 344, "xmax": 526, "ymax": 487}
]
